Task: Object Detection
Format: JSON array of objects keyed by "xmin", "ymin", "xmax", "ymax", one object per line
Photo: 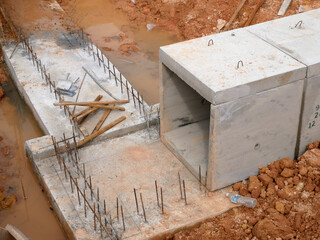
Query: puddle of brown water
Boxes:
[
  {"xmin": 59, "ymin": 0, "xmax": 178, "ymax": 105},
  {"xmin": 0, "ymin": 78, "xmax": 67, "ymax": 240}
]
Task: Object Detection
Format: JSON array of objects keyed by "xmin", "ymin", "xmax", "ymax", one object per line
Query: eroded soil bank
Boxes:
[
  {"xmin": 0, "ymin": 47, "xmax": 67, "ymax": 239},
  {"xmin": 171, "ymin": 142, "xmax": 320, "ymax": 239}
]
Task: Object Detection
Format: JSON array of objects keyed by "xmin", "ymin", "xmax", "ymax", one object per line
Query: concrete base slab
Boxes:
[
  {"xmin": 26, "ymin": 128, "xmax": 235, "ymax": 240},
  {"xmin": 2, "ymin": 33, "xmax": 153, "ymax": 141}
]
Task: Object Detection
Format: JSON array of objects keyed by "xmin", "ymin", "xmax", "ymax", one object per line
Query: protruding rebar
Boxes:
[
  {"xmin": 183, "ymin": 180, "xmax": 187, "ymax": 205},
  {"xmin": 134, "ymin": 188, "xmax": 139, "ymax": 214},
  {"xmin": 155, "ymin": 180, "xmax": 159, "ymax": 207},
  {"xmin": 178, "ymin": 172, "xmax": 183, "ymax": 199},
  {"xmin": 140, "ymin": 193, "xmax": 147, "ymax": 222},
  {"xmin": 94, "ymin": 202, "xmax": 96, "ymax": 231},
  {"xmin": 116, "ymin": 197, "xmax": 119, "ymax": 221},
  {"xmin": 161, "ymin": 187, "xmax": 164, "ymax": 215}
]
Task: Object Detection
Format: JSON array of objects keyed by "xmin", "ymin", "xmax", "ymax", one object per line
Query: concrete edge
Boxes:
[
  {"xmin": 149, "ymin": 206, "xmax": 236, "ymax": 240},
  {"xmin": 1, "ymin": 43, "xmax": 50, "ymax": 135},
  {"xmin": 25, "ymin": 141, "xmax": 76, "ymax": 240}
]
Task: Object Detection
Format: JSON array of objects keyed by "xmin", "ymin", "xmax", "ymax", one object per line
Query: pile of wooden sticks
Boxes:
[{"xmin": 54, "ymin": 96, "xmax": 128, "ymax": 147}]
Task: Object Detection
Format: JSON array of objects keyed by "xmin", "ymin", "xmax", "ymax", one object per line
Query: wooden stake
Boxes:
[
  {"xmin": 224, "ymin": 0, "xmax": 247, "ymax": 30},
  {"xmin": 91, "ymin": 107, "xmax": 113, "ymax": 134},
  {"xmin": 121, "ymin": 205, "xmax": 125, "ymax": 231},
  {"xmin": 72, "ymin": 95, "xmax": 102, "ymax": 118},
  {"xmin": 76, "ymin": 116, "xmax": 126, "ymax": 148},
  {"xmin": 245, "ymin": 0, "xmax": 265, "ymax": 26},
  {"xmin": 55, "ymin": 100, "xmax": 129, "ymax": 106},
  {"xmin": 54, "ymin": 102, "xmax": 125, "ymax": 111}
]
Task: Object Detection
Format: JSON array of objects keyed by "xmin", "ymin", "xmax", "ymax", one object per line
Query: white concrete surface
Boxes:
[
  {"xmin": 209, "ymin": 80, "xmax": 304, "ymax": 189},
  {"xmin": 159, "ymin": 28, "xmax": 306, "ymax": 105},
  {"xmin": 2, "ymin": 34, "xmax": 153, "ymax": 141},
  {"xmin": 160, "ymin": 25, "xmax": 307, "ymax": 191},
  {"xmin": 247, "ymin": 8, "xmax": 320, "ymax": 155},
  {"xmin": 26, "ymin": 128, "xmax": 235, "ymax": 240},
  {"xmin": 249, "ymin": 8, "xmax": 320, "ymax": 78}
]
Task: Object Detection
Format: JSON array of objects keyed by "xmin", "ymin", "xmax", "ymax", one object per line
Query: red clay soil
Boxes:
[
  {"xmin": 169, "ymin": 141, "xmax": 320, "ymax": 240},
  {"xmin": 113, "ymin": 0, "xmax": 320, "ymax": 40}
]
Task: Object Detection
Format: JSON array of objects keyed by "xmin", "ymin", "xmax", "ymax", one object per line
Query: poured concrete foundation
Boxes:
[
  {"xmin": 2, "ymin": 34, "xmax": 153, "ymax": 141},
  {"xmin": 25, "ymin": 128, "xmax": 234, "ymax": 240}
]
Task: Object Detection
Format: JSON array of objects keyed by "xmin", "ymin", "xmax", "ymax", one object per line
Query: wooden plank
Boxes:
[
  {"xmin": 224, "ymin": 0, "xmax": 247, "ymax": 30},
  {"xmin": 278, "ymin": 0, "xmax": 292, "ymax": 16},
  {"xmin": 72, "ymin": 95, "xmax": 103, "ymax": 118},
  {"xmin": 77, "ymin": 116, "xmax": 126, "ymax": 148},
  {"xmin": 245, "ymin": 0, "xmax": 265, "ymax": 26},
  {"xmin": 91, "ymin": 107, "xmax": 113, "ymax": 134},
  {"xmin": 55, "ymin": 99, "xmax": 129, "ymax": 106}
]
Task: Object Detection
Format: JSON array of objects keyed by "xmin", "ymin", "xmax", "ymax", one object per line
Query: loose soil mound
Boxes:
[
  {"xmin": 113, "ymin": 0, "xmax": 320, "ymax": 40},
  {"xmin": 172, "ymin": 141, "xmax": 320, "ymax": 239}
]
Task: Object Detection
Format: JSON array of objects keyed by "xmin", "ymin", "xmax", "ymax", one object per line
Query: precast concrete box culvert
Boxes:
[
  {"xmin": 159, "ymin": 28, "xmax": 307, "ymax": 191},
  {"xmin": 248, "ymin": 8, "xmax": 320, "ymax": 156}
]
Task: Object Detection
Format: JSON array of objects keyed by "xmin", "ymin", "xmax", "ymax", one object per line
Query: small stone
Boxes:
[
  {"xmin": 248, "ymin": 176, "xmax": 261, "ymax": 192},
  {"xmin": 301, "ymin": 191, "xmax": 310, "ymax": 199},
  {"xmin": 296, "ymin": 182, "xmax": 304, "ymax": 192},
  {"xmin": 279, "ymin": 157, "xmax": 295, "ymax": 169},
  {"xmin": 299, "ymin": 149, "xmax": 320, "ymax": 167},
  {"xmin": 233, "ymin": 182, "xmax": 241, "ymax": 191},
  {"xmin": 216, "ymin": 19, "xmax": 227, "ymax": 30},
  {"xmin": 299, "ymin": 167, "xmax": 308, "ymax": 176},
  {"xmin": 258, "ymin": 174, "xmax": 273, "ymax": 186},
  {"xmin": 275, "ymin": 201, "xmax": 285, "ymax": 214},
  {"xmin": 281, "ymin": 168, "xmax": 294, "ymax": 178}
]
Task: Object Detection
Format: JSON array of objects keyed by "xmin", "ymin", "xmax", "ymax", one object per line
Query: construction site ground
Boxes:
[{"xmin": 0, "ymin": 0, "xmax": 320, "ymax": 239}]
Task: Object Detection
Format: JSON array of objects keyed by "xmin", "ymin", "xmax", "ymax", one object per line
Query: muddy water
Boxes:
[
  {"xmin": 0, "ymin": 78, "xmax": 67, "ymax": 239},
  {"xmin": 59, "ymin": 0, "xmax": 178, "ymax": 105}
]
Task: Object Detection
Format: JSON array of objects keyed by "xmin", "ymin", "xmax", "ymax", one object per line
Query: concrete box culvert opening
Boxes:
[{"xmin": 160, "ymin": 28, "xmax": 307, "ymax": 191}]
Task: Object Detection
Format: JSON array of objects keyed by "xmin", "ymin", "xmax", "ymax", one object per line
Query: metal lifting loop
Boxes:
[
  {"xmin": 237, "ymin": 60, "xmax": 244, "ymax": 69},
  {"xmin": 295, "ymin": 20, "xmax": 303, "ymax": 28}
]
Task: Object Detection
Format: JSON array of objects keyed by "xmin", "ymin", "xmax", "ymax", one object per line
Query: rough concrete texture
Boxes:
[
  {"xmin": 298, "ymin": 75, "xmax": 320, "ymax": 155},
  {"xmin": 26, "ymin": 128, "xmax": 235, "ymax": 240},
  {"xmin": 160, "ymin": 21, "xmax": 310, "ymax": 191},
  {"xmin": 248, "ymin": 8, "xmax": 320, "ymax": 78},
  {"xmin": 209, "ymin": 80, "xmax": 304, "ymax": 189},
  {"xmin": 247, "ymin": 8, "xmax": 320, "ymax": 156},
  {"xmin": 2, "ymin": 34, "xmax": 153, "ymax": 140},
  {"xmin": 159, "ymin": 28, "xmax": 306, "ymax": 105}
]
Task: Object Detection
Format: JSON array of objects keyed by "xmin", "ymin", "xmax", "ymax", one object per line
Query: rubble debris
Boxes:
[{"xmin": 173, "ymin": 141, "xmax": 320, "ymax": 239}]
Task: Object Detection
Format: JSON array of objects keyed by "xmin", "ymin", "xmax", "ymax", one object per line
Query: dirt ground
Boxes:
[
  {"xmin": 0, "ymin": 48, "xmax": 17, "ymax": 210},
  {"xmin": 113, "ymin": 0, "xmax": 320, "ymax": 40},
  {"xmin": 169, "ymin": 141, "xmax": 320, "ymax": 239}
]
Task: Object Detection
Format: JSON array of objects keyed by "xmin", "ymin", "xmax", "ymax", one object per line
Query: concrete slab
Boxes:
[
  {"xmin": 159, "ymin": 28, "xmax": 306, "ymax": 105},
  {"xmin": 2, "ymin": 33, "xmax": 153, "ymax": 141},
  {"xmin": 248, "ymin": 8, "xmax": 320, "ymax": 78},
  {"xmin": 26, "ymin": 128, "xmax": 235, "ymax": 240}
]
